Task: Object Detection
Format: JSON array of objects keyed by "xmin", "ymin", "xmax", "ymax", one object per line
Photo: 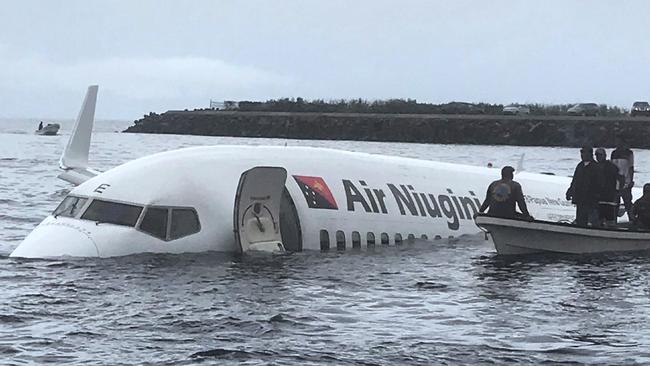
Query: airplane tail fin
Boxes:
[
  {"xmin": 58, "ymin": 85, "xmax": 100, "ymax": 185},
  {"xmin": 516, "ymin": 153, "xmax": 525, "ymax": 173}
]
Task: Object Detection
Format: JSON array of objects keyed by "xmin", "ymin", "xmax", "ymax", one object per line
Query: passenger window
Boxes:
[
  {"xmin": 170, "ymin": 209, "xmax": 200, "ymax": 239},
  {"xmin": 367, "ymin": 232, "xmax": 375, "ymax": 246},
  {"xmin": 351, "ymin": 231, "xmax": 361, "ymax": 248},
  {"xmin": 395, "ymin": 233, "xmax": 403, "ymax": 245},
  {"xmin": 381, "ymin": 233, "xmax": 389, "ymax": 245},
  {"xmin": 435, "ymin": 235, "xmax": 442, "ymax": 240},
  {"xmin": 336, "ymin": 230, "xmax": 346, "ymax": 250},
  {"xmin": 53, "ymin": 196, "xmax": 87, "ymax": 218},
  {"xmin": 140, "ymin": 207, "xmax": 169, "ymax": 240},
  {"xmin": 81, "ymin": 199, "xmax": 142, "ymax": 227},
  {"xmin": 320, "ymin": 230, "xmax": 330, "ymax": 250}
]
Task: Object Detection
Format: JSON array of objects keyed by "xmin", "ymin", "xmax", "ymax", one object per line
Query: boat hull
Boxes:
[
  {"xmin": 475, "ymin": 215, "xmax": 650, "ymax": 255},
  {"xmin": 35, "ymin": 124, "xmax": 60, "ymax": 136}
]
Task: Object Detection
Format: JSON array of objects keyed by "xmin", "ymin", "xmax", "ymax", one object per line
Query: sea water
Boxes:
[{"xmin": 1, "ymin": 118, "xmax": 650, "ymax": 365}]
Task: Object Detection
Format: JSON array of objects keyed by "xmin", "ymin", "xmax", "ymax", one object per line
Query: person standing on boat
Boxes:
[
  {"xmin": 611, "ymin": 138, "xmax": 634, "ymax": 221},
  {"xmin": 479, "ymin": 166, "xmax": 532, "ymax": 220},
  {"xmin": 595, "ymin": 148, "xmax": 622, "ymax": 226},
  {"xmin": 631, "ymin": 184, "xmax": 650, "ymax": 229},
  {"xmin": 38, "ymin": 121, "xmax": 43, "ymax": 130},
  {"xmin": 566, "ymin": 146, "xmax": 600, "ymax": 227}
]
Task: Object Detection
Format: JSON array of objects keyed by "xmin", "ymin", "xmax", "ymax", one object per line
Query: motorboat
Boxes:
[
  {"xmin": 35, "ymin": 123, "xmax": 60, "ymax": 136},
  {"xmin": 474, "ymin": 214, "xmax": 650, "ymax": 255}
]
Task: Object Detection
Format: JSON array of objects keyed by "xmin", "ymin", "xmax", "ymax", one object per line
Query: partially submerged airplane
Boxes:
[{"xmin": 11, "ymin": 86, "xmax": 593, "ymax": 258}]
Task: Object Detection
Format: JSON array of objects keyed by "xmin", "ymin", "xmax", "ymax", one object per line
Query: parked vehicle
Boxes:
[
  {"xmin": 567, "ymin": 103, "xmax": 600, "ymax": 116},
  {"xmin": 631, "ymin": 101, "xmax": 650, "ymax": 117},
  {"xmin": 502, "ymin": 105, "xmax": 530, "ymax": 115},
  {"xmin": 441, "ymin": 102, "xmax": 485, "ymax": 115}
]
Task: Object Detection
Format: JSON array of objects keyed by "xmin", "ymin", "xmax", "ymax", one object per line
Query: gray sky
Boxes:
[{"xmin": 1, "ymin": 0, "xmax": 649, "ymax": 119}]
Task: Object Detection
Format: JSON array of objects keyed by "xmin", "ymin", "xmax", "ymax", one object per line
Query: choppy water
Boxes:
[{"xmin": 2, "ymin": 118, "xmax": 650, "ymax": 365}]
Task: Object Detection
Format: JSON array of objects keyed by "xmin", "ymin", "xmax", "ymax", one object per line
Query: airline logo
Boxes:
[
  {"xmin": 340, "ymin": 179, "xmax": 571, "ymax": 231},
  {"xmin": 292, "ymin": 175, "xmax": 338, "ymax": 210},
  {"xmin": 291, "ymin": 176, "xmax": 572, "ymax": 231}
]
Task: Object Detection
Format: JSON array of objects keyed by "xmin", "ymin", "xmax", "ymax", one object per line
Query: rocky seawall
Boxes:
[{"xmin": 124, "ymin": 111, "xmax": 650, "ymax": 148}]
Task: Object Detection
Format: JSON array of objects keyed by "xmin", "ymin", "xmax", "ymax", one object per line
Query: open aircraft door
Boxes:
[{"xmin": 234, "ymin": 167, "xmax": 288, "ymax": 254}]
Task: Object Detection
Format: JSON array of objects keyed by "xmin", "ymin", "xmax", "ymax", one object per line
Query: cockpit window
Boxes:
[
  {"xmin": 140, "ymin": 207, "xmax": 168, "ymax": 240},
  {"xmin": 53, "ymin": 196, "xmax": 88, "ymax": 218},
  {"xmin": 170, "ymin": 209, "xmax": 200, "ymax": 240},
  {"xmin": 81, "ymin": 199, "xmax": 143, "ymax": 227},
  {"xmin": 137, "ymin": 207, "xmax": 200, "ymax": 241}
]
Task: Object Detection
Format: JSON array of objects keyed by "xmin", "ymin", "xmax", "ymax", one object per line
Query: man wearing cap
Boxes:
[
  {"xmin": 632, "ymin": 184, "xmax": 650, "ymax": 229},
  {"xmin": 479, "ymin": 166, "xmax": 532, "ymax": 220},
  {"xmin": 566, "ymin": 146, "xmax": 601, "ymax": 227},
  {"xmin": 595, "ymin": 148, "xmax": 623, "ymax": 226}
]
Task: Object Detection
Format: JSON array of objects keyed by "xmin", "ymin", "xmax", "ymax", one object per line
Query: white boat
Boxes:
[
  {"xmin": 35, "ymin": 123, "xmax": 60, "ymax": 136},
  {"xmin": 474, "ymin": 214, "xmax": 650, "ymax": 255}
]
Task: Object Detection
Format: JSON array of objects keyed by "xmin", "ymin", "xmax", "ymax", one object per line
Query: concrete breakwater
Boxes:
[{"xmin": 124, "ymin": 110, "xmax": 650, "ymax": 148}]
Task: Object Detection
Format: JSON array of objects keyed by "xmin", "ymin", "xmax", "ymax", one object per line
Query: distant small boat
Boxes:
[
  {"xmin": 35, "ymin": 123, "xmax": 60, "ymax": 136},
  {"xmin": 474, "ymin": 214, "xmax": 650, "ymax": 255}
]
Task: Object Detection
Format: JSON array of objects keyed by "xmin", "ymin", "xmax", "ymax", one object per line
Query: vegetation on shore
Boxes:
[{"xmin": 226, "ymin": 98, "xmax": 628, "ymax": 116}]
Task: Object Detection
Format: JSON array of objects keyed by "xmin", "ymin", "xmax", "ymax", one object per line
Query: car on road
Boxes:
[
  {"xmin": 502, "ymin": 105, "xmax": 530, "ymax": 115},
  {"xmin": 567, "ymin": 103, "xmax": 600, "ymax": 116},
  {"xmin": 631, "ymin": 101, "xmax": 650, "ymax": 117},
  {"xmin": 441, "ymin": 102, "xmax": 485, "ymax": 115}
]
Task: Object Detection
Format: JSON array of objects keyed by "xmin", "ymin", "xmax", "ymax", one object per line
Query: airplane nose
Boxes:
[{"xmin": 10, "ymin": 223, "xmax": 100, "ymax": 258}]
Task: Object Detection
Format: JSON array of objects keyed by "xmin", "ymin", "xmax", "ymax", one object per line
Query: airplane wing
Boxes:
[{"xmin": 58, "ymin": 85, "xmax": 101, "ymax": 185}]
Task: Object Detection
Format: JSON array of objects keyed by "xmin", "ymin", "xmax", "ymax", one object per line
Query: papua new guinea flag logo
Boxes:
[{"xmin": 292, "ymin": 175, "xmax": 338, "ymax": 210}]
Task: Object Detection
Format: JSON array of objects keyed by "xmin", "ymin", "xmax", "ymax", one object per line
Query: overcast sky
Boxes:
[{"xmin": 1, "ymin": 0, "xmax": 649, "ymax": 119}]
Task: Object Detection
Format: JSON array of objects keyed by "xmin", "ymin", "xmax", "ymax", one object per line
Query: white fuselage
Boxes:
[{"xmin": 11, "ymin": 145, "xmax": 586, "ymax": 258}]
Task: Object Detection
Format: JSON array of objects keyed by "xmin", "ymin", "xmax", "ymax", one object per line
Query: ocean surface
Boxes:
[{"xmin": 2, "ymin": 118, "xmax": 650, "ymax": 365}]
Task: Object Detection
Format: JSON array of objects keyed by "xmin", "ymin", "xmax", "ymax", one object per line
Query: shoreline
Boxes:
[{"xmin": 123, "ymin": 111, "xmax": 650, "ymax": 148}]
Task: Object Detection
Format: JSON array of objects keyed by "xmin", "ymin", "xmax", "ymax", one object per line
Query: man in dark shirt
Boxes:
[
  {"xmin": 632, "ymin": 184, "xmax": 650, "ymax": 229},
  {"xmin": 479, "ymin": 166, "xmax": 532, "ymax": 219},
  {"xmin": 566, "ymin": 146, "xmax": 601, "ymax": 227},
  {"xmin": 595, "ymin": 148, "xmax": 622, "ymax": 226}
]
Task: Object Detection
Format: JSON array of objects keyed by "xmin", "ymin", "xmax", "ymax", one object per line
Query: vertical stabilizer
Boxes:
[
  {"xmin": 60, "ymin": 85, "xmax": 98, "ymax": 170},
  {"xmin": 516, "ymin": 153, "xmax": 525, "ymax": 173},
  {"xmin": 58, "ymin": 85, "xmax": 100, "ymax": 185}
]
